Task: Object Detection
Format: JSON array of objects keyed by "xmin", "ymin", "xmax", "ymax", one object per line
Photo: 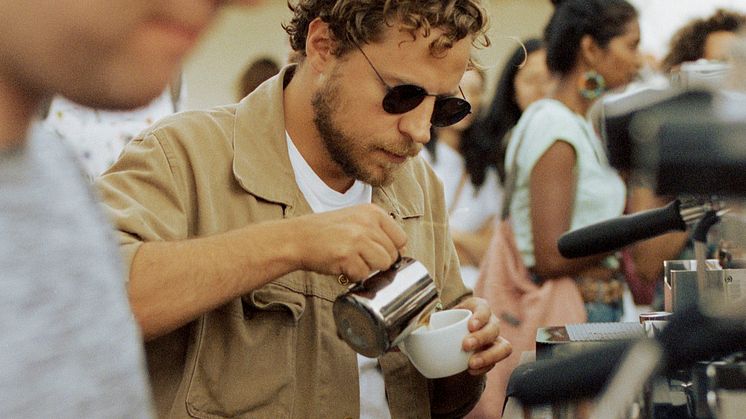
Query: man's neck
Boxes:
[{"xmin": 0, "ymin": 77, "xmax": 41, "ymax": 150}]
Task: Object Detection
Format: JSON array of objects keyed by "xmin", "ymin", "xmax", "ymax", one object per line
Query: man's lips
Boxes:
[
  {"xmin": 382, "ymin": 149, "xmax": 407, "ymax": 164},
  {"xmin": 380, "ymin": 146, "xmax": 421, "ymax": 164}
]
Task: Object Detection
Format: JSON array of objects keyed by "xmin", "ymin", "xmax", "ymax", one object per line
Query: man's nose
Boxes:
[{"xmin": 398, "ymin": 98, "xmax": 434, "ymax": 145}]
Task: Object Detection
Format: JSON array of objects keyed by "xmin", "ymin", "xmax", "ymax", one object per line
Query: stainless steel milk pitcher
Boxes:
[{"xmin": 333, "ymin": 257, "xmax": 439, "ymax": 358}]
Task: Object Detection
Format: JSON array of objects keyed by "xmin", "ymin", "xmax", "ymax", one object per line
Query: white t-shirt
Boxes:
[
  {"xmin": 505, "ymin": 98, "xmax": 626, "ymax": 268},
  {"xmin": 421, "ymin": 141, "xmax": 502, "ymax": 288},
  {"xmin": 286, "ymin": 134, "xmax": 390, "ymax": 419}
]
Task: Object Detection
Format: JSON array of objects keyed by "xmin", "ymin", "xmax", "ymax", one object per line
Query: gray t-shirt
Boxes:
[{"xmin": 0, "ymin": 133, "xmax": 152, "ymax": 417}]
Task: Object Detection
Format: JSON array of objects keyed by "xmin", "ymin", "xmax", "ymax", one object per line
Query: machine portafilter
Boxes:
[{"xmin": 557, "ymin": 197, "xmax": 726, "ymax": 259}]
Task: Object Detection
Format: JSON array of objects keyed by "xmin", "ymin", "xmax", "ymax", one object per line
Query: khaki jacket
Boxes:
[{"xmin": 97, "ymin": 66, "xmax": 479, "ymax": 419}]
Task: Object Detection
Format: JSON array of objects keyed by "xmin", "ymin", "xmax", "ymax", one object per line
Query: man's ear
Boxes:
[
  {"xmin": 579, "ymin": 34, "xmax": 602, "ymax": 69},
  {"xmin": 305, "ymin": 17, "xmax": 337, "ymax": 74}
]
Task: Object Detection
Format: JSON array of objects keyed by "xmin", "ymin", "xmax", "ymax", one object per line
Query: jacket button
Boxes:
[{"xmin": 337, "ymin": 274, "xmax": 349, "ymax": 285}]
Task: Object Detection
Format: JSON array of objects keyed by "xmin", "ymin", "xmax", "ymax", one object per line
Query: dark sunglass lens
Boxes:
[
  {"xmin": 382, "ymin": 85, "xmax": 427, "ymax": 114},
  {"xmin": 431, "ymin": 98, "xmax": 471, "ymax": 127}
]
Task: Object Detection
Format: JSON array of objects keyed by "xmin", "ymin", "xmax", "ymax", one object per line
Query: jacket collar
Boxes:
[{"xmin": 231, "ymin": 64, "xmax": 423, "ymax": 218}]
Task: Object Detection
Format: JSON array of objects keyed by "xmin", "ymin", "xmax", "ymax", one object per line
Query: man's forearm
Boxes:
[
  {"xmin": 126, "ymin": 204, "xmax": 407, "ymax": 340},
  {"xmin": 431, "ymin": 372, "xmax": 486, "ymax": 418},
  {"xmin": 128, "ymin": 219, "xmax": 303, "ymax": 341}
]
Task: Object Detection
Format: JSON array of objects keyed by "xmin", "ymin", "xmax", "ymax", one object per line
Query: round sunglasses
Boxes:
[{"xmin": 353, "ymin": 42, "xmax": 472, "ymax": 128}]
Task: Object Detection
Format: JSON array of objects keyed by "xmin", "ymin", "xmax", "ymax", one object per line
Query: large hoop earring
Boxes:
[{"xmin": 578, "ymin": 70, "xmax": 606, "ymax": 100}]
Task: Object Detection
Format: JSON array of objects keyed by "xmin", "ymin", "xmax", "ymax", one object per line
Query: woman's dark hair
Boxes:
[
  {"xmin": 469, "ymin": 38, "xmax": 544, "ymax": 183},
  {"xmin": 544, "ymin": 0, "xmax": 638, "ymax": 76},
  {"xmin": 661, "ymin": 9, "xmax": 746, "ymax": 73}
]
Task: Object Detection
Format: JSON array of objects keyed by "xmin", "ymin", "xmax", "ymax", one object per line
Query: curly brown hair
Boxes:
[
  {"xmin": 662, "ymin": 8, "xmax": 746, "ymax": 73},
  {"xmin": 283, "ymin": 0, "xmax": 490, "ymax": 61}
]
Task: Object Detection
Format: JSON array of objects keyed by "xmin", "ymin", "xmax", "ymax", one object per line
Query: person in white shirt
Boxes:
[
  {"xmin": 423, "ymin": 68, "xmax": 502, "ymax": 289},
  {"xmin": 34, "ymin": 79, "xmax": 184, "ymax": 180},
  {"xmin": 0, "ymin": 1, "xmax": 262, "ymax": 417},
  {"xmin": 507, "ymin": 0, "xmax": 642, "ymax": 322}
]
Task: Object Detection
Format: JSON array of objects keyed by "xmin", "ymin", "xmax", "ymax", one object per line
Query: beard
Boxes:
[{"xmin": 311, "ymin": 70, "xmax": 418, "ymax": 187}]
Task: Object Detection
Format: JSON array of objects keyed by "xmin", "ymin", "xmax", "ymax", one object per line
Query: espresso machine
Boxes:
[{"xmin": 508, "ymin": 52, "xmax": 746, "ymax": 418}]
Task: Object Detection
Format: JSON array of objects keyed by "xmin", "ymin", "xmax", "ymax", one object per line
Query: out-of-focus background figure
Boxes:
[
  {"xmin": 236, "ymin": 56, "xmax": 280, "ymax": 100},
  {"xmin": 472, "ymin": 38, "xmax": 554, "ymax": 184},
  {"xmin": 624, "ymin": 7, "xmax": 746, "ymax": 311},
  {"xmin": 662, "ymin": 8, "xmax": 746, "ymax": 73},
  {"xmin": 468, "ymin": 0, "xmax": 642, "ymax": 416},
  {"xmin": 506, "ymin": 0, "xmax": 642, "ymax": 323},
  {"xmin": 422, "ymin": 68, "xmax": 502, "ymax": 289}
]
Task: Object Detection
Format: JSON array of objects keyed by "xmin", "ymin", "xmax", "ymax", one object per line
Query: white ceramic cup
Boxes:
[{"xmin": 398, "ymin": 308, "xmax": 473, "ymax": 379}]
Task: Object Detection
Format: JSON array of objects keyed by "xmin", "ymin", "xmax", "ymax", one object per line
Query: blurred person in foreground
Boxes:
[
  {"xmin": 422, "ymin": 68, "xmax": 503, "ymax": 290},
  {"xmin": 33, "ymin": 77, "xmax": 186, "ymax": 181},
  {"xmin": 95, "ymin": 0, "xmax": 512, "ymax": 418},
  {"xmin": 0, "ymin": 0, "xmax": 262, "ymax": 417}
]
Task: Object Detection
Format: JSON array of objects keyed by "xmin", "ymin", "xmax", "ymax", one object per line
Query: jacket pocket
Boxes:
[{"xmin": 185, "ymin": 280, "xmax": 305, "ymax": 419}]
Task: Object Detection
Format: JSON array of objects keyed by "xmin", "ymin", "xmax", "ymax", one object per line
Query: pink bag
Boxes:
[
  {"xmin": 466, "ymin": 220, "xmax": 586, "ymax": 419},
  {"xmin": 466, "ymin": 106, "xmax": 587, "ymax": 418}
]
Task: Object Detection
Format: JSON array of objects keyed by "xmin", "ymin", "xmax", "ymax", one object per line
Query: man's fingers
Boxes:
[
  {"xmin": 468, "ymin": 337, "xmax": 512, "ymax": 375},
  {"xmin": 374, "ymin": 207, "xmax": 407, "ymax": 251},
  {"xmin": 464, "ymin": 314, "xmax": 500, "ymax": 351},
  {"xmin": 358, "ymin": 240, "xmax": 400, "ymax": 273}
]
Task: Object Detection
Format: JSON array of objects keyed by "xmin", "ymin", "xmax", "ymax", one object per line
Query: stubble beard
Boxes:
[{"xmin": 311, "ymin": 73, "xmax": 401, "ymax": 187}]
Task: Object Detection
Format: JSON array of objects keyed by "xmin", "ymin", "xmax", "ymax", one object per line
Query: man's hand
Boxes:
[
  {"xmin": 291, "ymin": 204, "xmax": 407, "ymax": 280},
  {"xmin": 455, "ymin": 297, "xmax": 512, "ymax": 375}
]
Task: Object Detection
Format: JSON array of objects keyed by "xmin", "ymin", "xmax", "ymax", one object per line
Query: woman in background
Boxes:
[
  {"xmin": 506, "ymin": 0, "xmax": 642, "ymax": 322},
  {"xmin": 474, "ymin": 38, "xmax": 553, "ymax": 183},
  {"xmin": 422, "ymin": 68, "xmax": 502, "ymax": 289}
]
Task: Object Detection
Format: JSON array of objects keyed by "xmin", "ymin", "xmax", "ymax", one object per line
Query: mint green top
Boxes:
[{"xmin": 505, "ymin": 99, "xmax": 626, "ymax": 268}]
